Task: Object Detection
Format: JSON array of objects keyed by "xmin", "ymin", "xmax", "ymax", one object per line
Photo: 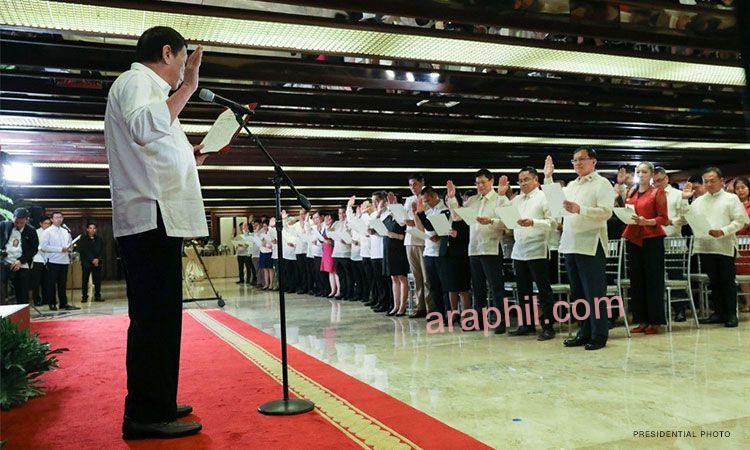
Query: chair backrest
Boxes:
[
  {"xmin": 664, "ymin": 236, "xmax": 692, "ymax": 281},
  {"xmin": 557, "ymin": 252, "xmax": 569, "ymax": 284},
  {"xmin": 605, "ymin": 239, "xmax": 623, "ymax": 286},
  {"xmin": 501, "ymin": 236, "xmax": 515, "ymax": 281},
  {"xmin": 737, "ymin": 235, "xmax": 750, "ymax": 273}
]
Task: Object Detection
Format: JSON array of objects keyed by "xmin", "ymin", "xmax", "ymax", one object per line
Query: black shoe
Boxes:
[
  {"xmin": 122, "ymin": 417, "xmax": 202, "ymax": 440},
  {"xmin": 385, "ymin": 310, "xmax": 397, "ymax": 316},
  {"xmin": 408, "ymin": 310, "xmax": 427, "ymax": 319},
  {"xmin": 63, "ymin": 305, "xmax": 81, "ymax": 311},
  {"xmin": 236, "ymin": 280, "xmax": 244, "ymax": 284},
  {"xmin": 674, "ymin": 312, "xmax": 686, "ymax": 322},
  {"xmin": 334, "ymin": 296, "xmax": 343, "ymax": 301},
  {"xmin": 585, "ymin": 341, "xmax": 606, "ymax": 351},
  {"xmin": 176, "ymin": 404, "xmax": 193, "ymax": 418},
  {"xmin": 509, "ymin": 325, "xmax": 536, "ymax": 336},
  {"xmin": 537, "ymin": 329, "xmax": 556, "ymax": 341},
  {"xmin": 699, "ymin": 314, "xmax": 723, "ymax": 325},
  {"xmin": 49, "ymin": 304, "xmax": 57, "ymax": 311},
  {"xmin": 493, "ymin": 323, "xmax": 507, "ymax": 334},
  {"xmin": 725, "ymin": 316, "xmax": 738, "ymax": 328},
  {"xmin": 81, "ymin": 297, "xmax": 88, "ymax": 303},
  {"xmin": 94, "ymin": 297, "xmax": 104, "ymax": 302},
  {"xmin": 564, "ymin": 336, "xmax": 589, "ymax": 347}
]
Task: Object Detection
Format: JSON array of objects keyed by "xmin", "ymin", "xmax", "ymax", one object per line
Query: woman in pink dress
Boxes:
[{"xmin": 320, "ymin": 212, "xmax": 339, "ymax": 298}]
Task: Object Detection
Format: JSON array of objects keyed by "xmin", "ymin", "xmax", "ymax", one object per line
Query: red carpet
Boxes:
[{"xmin": 0, "ymin": 309, "xmax": 489, "ymax": 449}]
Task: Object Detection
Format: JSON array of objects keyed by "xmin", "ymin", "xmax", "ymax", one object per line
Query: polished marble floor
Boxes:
[{"xmin": 33, "ymin": 279, "xmax": 750, "ymax": 449}]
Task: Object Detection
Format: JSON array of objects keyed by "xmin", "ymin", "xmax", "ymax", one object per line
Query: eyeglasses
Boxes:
[{"xmin": 570, "ymin": 158, "xmax": 593, "ymax": 164}]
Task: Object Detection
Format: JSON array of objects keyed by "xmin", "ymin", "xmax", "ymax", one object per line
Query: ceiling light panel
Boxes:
[
  {"xmin": 0, "ymin": 0, "xmax": 744, "ymax": 85},
  {"xmin": 4, "ymin": 116, "xmax": 748, "ymax": 150}
]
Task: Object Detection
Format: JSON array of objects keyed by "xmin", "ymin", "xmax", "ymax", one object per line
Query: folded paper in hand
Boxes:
[{"xmin": 199, "ymin": 104, "xmax": 257, "ymax": 154}]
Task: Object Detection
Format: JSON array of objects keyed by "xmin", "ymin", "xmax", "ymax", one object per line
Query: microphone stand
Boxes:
[{"xmin": 230, "ymin": 110, "xmax": 314, "ymax": 416}]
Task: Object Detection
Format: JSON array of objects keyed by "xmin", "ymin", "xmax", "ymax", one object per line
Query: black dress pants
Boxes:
[
  {"xmin": 424, "ymin": 256, "xmax": 447, "ymax": 316},
  {"xmin": 469, "ymin": 255, "xmax": 505, "ymax": 314},
  {"xmin": 564, "ymin": 245, "xmax": 609, "ymax": 344},
  {"xmin": 513, "ymin": 258, "xmax": 554, "ymax": 330},
  {"xmin": 700, "ymin": 253, "xmax": 737, "ymax": 320},
  {"xmin": 1, "ymin": 267, "xmax": 30, "ymax": 305},
  {"xmin": 334, "ymin": 257, "xmax": 352, "ymax": 298},
  {"xmin": 362, "ymin": 257, "xmax": 373, "ymax": 302},
  {"xmin": 46, "ymin": 262, "xmax": 69, "ymax": 308},
  {"xmin": 314, "ymin": 256, "xmax": 328, "ymax": 295},
  {"xmin": 350, "ymin": 260, "xmax": 365, "ymax": 299},
  {"xmin": 237, "ymin": 255, "xmax": 252, "ymax": 282},
  {"xmin": 30, "ymin": 262, "xmax": 47, "ymax": 305},
  {"xmin": 117, "ymin": 212, "xmax": 184, "ymax": 423},
  {"xmin": 627, "ymin": 237, "xmax": 665, "ymax": 325},
  {"xmin": 82, "ymin": 264, "xmax": 102, "ymax": 300},
  {"xmin": 296, "ymin": 255, "xmax": 308, "ymax": 293}
]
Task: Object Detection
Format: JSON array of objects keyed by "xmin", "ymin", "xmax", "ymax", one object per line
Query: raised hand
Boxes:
[
  {"xmin": 387, "ymin": 191, "xmax": 397, "ymax": 205},
  {"xmin": 446, "ymin": 180, "xmax": 457, "ymax": 199},
  {"xmin": 681, "ymin": 182, "xmax": 694, "ymax": 200},
  {"xmin": 347, "ymin": 195, "xmax": 356, "ymax": 208},
  {"xmin": 543, "ymin": 155, "xmax": 554, "ymax": 178},
  {"xmin": 497, "ymin": 175, "xmax": 510, "ymax": 196},
  {"xmin": 181, "ymin": 45, "xmax": 203, "ymax": 93}
]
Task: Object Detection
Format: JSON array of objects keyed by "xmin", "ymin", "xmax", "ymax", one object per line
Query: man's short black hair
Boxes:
[
  {"xmin": 475, "ymin": 168, "xmax": 494, "ymax": 181},
  {"xmin": 421, "ymin": 186, "xmax": 438, "ymax": 196},
  {"xmin": 688, "ymin": 175, "xmax": 703, "ymax": 184},
  {"xmin": 518, "ymin": 166, "xmax": 538, "ymax": 177},
  {"xmin": 617, "ymin": 164, "xmax": 634, "ymax": 174},
  {"xmin": 703, "ymin": 166, "xmax": 723, "ymax": 178},
  {"xmin": 408, "ymin": 173, "xmax": 425, "ymax": 183},
  {"xmin": 86, "ymin": 222, "xmax": 97, "ymax": 228},
  {"xmin": 654, "ymin": 166, "xmax": 667, "ymax": 175},
  {"xmin": 372, "ymin": 191, "xmax": 388, "ymax": 201},
  {"xmin": 136, "ymin": 26, "xmax": 187, "ymax": 63},
  {"xmin": 574, "ymin": 147, "xmax": 598, "ymax": 159}
]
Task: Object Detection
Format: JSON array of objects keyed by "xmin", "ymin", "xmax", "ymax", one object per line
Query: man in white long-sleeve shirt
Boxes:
[
  {"xmin": 509, "ymin": 167, "xmax": 556, "ymax": 341},
  {"xmin": 679, "ymin": 167, "xmax": 749, "ymax": 328},
  {"xmin": 105, "ymin": 27, "xmax": 206, "ymax": 439},
  {"xmin": 40, "ymin": 211, "xmax": 79, "ymax": 311},
  {"xmin": 446, "ymin": 169, "xmax": 510, "ymax": 333},
  {"xmin": 544, "ymin": 149, "xmax": 613, "ymax": 351}
]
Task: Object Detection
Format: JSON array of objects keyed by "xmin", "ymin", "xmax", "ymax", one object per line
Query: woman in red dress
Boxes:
[
  {"xmin": 622, "ymin": 162, "xmax": 670, "ymax": 334},
  {"xmin": 733, "ymin": 177, "xmax": 750, "ymax": 312}
]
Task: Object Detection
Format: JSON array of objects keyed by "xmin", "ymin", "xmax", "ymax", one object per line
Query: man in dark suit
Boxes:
[
  {"xmin": 1, "ymin": 208, "xmax": 38, "ymax": 305},
  {"xmin": 78, "ymin": 222, "xmax": 104, "ymax": 302}
]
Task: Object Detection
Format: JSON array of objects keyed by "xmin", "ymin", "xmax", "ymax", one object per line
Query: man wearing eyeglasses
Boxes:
[{"xmin": 544, "ymin": 148, "xmax": 613, "ymax": 351}]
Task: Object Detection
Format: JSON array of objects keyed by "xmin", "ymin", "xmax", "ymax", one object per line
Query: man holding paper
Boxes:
[
  {"xmin": 105, "ymin": 26, "xmax": 207, "ymax": 438},
  {"xmin": 544, "ymin": 149, "xmax": 613, "ymax": 351},
  {"xmin": 446, "ymin": 169, "xmax": 510, "ymax": 333},
  {"xmin": 40, "ymin": 211, "xmax": 79, "ymax": 311},
  {"xmin": 414, "ymin": 186, "xmax": 450, "ymax": 320},
  {"xmin": 679, "ymin": 167, "xmax": 748, "ymax": 328},
  {"xmin": 508, "ymin": 167, "xmax": 556, "ymax": 340},
  {"xmin": 399, "ymin": 173, "xmax": 432, "ymax": 318}
]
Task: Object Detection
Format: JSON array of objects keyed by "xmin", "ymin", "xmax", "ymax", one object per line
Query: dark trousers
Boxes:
[
  {"xmin": 81, "ymin": 264, "xmax": 102, "ymax": 300},
  {"xmin": 305, "ymin": 256, "xmax": 316, "ymax": 293},
  {"xmin": 514, "ymin": 258, "xmax": 554, "ymax": 330},
  {"xmin": 283, "ymin": 258, "xmax": 298, "ymax": 292},
  {"xmin": 424, "ymin": 256, "xmax": 447, "ymax": 316},
  {"xmin": 565, "ymin": 245, "xmax": 609, "ymax": 344},
  {"xmin": 30, "ymin": 262, "xmax": 47, "ymax": 305},
  {"xmin": 371, "ymin": 258, "xmax": 392, "ymax": 309},
  {"xmin": 314, "ymin": 256, "xmax": 328, "ymax": 295},
  {"xmin": 469, "ymin": 255, "xmax": 505, "ymax": 313},
  {"xmin": 362, "ymin": 257, "xmax": 374, "ymax": 302},
  {"xmin": 334, "ymin": 257, "xmax": 352, "ymax": 298},
  {"xmin": 700, "ymin": 253, "xmax": 737, "ymax": 320},
  {"xmin": 237, "ymin": 255, "xmax": 252, "ymax": 282},
  {"xmin": 1, "ymin": 267, "xmax": 30, "ymax": 305},
  {"xmin": 46, "ymin": 262, "xmax": 69, "ymax": 308},
  {"xmin": 295, "ymin": 255, "xmax": 309, "ymax": 293},
  {"xmin": 627, "ymin": 237, "xmax": 665, "ymax": 325},
  {"xmin": 350, "ymin": 260, "xmax": 366, "ymax": 299},
  {"xmin": 117, "ymin": 211, "xmax": 184, "ymax": 423}
]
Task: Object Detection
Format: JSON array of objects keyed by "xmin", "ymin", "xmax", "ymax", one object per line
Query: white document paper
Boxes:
[
  {"xmin": 685, "ymin": 210, "xmax": 713, "ymax": 237},
  {"xmin": 454, "ymin": 206, "xmax": 479, "ymax": 224},
  {"xmin": 199, "ymin": 108, "xmax": 245, "ymax": 154},
  {"xmin": 426, "ymin": 213, "xmax": 452, "ymax": 236},
  {"xmin": 497, "ymin": 205, "xmax": 522, "ymax": 230},
  {"xmin": 387, "ymin": 203, "xmax": 409, "ymax": 224},
  {"xmin": 406, "ymin": 227, "xmax": 427, "ymax": 240},
  {"xmin": 542, "ymin": 182, "xmax": 570, "ymax": 218},
  {"xmin": 368, "ymin": 218, "xmax": 389, "ymax": 236},
  {"xmin": 613, "ymin": 206, "xmax": 637, "ymax": 225},
  {"xmin": 70, "ymin": 234, "xmax": 81, "ymax": 247},
  {"xmin": 338, "ymin": 229, "xmax": 352, "ymax": 244},
  {"xmin": 348, "ymin": 218, "xmax": 368, "ymax": 236}
]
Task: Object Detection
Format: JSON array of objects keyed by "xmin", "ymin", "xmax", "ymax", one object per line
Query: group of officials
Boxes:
[
  {"xmin": 234, "ymin": 151, "xmax": 749, "ymax": 350},
  {"xmin": 99, "ymin": 26, "xmax": 749, "ymax": 440},
  {"xmin": 0, "ymin": 210, "xmax": 105, "ymax": 309}
]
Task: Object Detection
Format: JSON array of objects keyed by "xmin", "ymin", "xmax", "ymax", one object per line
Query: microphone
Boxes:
[{"xmin": 199, "ymin": 89, "xmax": 253, "ymax": 116}]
